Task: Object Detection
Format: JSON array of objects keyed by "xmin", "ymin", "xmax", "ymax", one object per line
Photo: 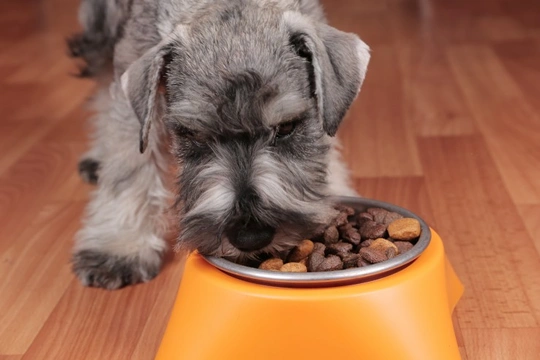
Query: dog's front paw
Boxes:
[{"xmin": 72, "ymin": 249, "xmax": 163, "ymax": 290}]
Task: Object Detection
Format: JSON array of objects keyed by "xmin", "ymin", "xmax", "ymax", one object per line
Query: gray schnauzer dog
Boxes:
[{"xmin": 68, "ymin": 0, "xmax": 370, "ymax": 289}]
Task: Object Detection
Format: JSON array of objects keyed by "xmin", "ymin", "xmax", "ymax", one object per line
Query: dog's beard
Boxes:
[
  {"xmin": 175, "ymin": 213, "xmax": 333, "ymax": 263},
  {"xmin": 173, "ymin": 153, "xmax": 336, "ymax": 261},
  {"xmin": 172, "ymin": 132, "xmax": 336, "ymax": 261},
  {"xmin": 215, "ymin": 226, "xmax": 306, "ymax": 262},
  {"xmin": 174, "ymin": 178, "xmax": 337, "ymax": 262}
]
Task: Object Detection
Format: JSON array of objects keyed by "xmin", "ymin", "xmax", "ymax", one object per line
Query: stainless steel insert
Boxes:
[{"xmin": 203, "ymin": 196, "xmax": 431, "ymax": 287}]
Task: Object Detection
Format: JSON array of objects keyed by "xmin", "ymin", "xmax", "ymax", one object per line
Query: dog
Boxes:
[{"xmin": 68, "ymin": 0, "xmax": 370, "ymax": 290}]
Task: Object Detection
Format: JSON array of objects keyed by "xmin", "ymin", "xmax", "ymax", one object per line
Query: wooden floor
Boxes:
[{"xmin": 1, "ymin": 0, "xmax": 540, "ymax": 359}]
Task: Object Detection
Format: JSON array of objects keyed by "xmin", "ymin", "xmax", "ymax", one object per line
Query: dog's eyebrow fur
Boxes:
[
  {"xmin": 263, "ymin": 92, "xmax": 311, "ymax": 126},
  {"xmin": 279, "ymin": 108, "xmax": 311, "ymax": 125}
]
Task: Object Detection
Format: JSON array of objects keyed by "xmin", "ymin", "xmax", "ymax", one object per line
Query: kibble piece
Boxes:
[
  {"xmin": 280, "ymin": 262, "xmax": 308, "ymax": 272},
  {"xmin": 335, "ymin": 204, "xmax": 355, "ymax": 216},
  {"xmin": 333, "ymin": 211, "xmax": 349, "ymax": 227},
  {"xmin": 312, "ymin": 242, "xmax": 326, "ymax": 255},
  {"xmin": 311, "ymin": 225, "xmax": 327, "ymax": 240},
  {"xmin": 386, "ymin": 247, "xmax": 398, "ymax": 259},
  {"xmin": 359, "ymin": 247, "xmax": 388, "ymax": 264},
  {"xmin": 316, "ymin": 255, "xmax": 344, "ymax": 271},
  {"xmin": 367, "ymin": 207, "xmax": 389, "ymax": 224},
  {"xmin": 369, "ymin": 238, "xmax": 399, "ymax": 260},
  {"xmin": 307, "ymin": 252, "xmax": 326, "ymax": 272},
  {"xmin": 383, "ymin": 211, "xmax": 403, "ymax": 226},
  {"xmin": 259, "ymin": 258, "xmax": 284, "ymax": 271},
  {"xmin": 342, "ymin": 253, "xmax": 360, "ymax": 268},
  {"xmin": 339, "ymin": 224, "xmax": 361, "ymax": 245},
  {"xmin": 338, "ymin": 222, "xmax": 353, "ymax": 234},
  {"xmin": 357, "ymin": 212, "xmax": 374, "ymax": 225},
  {"xmin": 323, "ymin": 226, "xmax": 339, "ymax": 244},
  {"xmin": 360, "ymin": 239, "xmax": 374, "ymax": 248},
  {"xmin": 359, "ymin": 220, "xmax": 387, "ymax": 239},
  {"xmin": 387, "ymin": 218, "xmax": 421, "ymax": 241},
  {"xmin": 287, "ymin": 239, "xmax": 314, "ymax": 262},
  {"xmin": 394, "ymin": 241, "xmax": 414, "ymax": 254},
  {"xmin": 327, "ymin": 242, "xmax": 353, "ymax": 257},
  {"xmin": 357, "ymin": 258, "xmax": 371, "ymax": 267},
  {"xmin": 370, "ymin": 238, "xmax": 399, "ymax": 253}
]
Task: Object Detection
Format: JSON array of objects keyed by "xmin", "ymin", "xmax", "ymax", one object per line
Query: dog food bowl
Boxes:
[{"xmin": 155, "ymin": 197, "xmax": 464, "ymax": 360}]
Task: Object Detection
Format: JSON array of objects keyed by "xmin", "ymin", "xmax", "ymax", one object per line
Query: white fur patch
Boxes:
[
  {"xmin": 263, "ymin": 92, "xmax": 308, "ymax": 126},
  {"xmin": 187, "ymin": 159, "xmax": 235, "ymax": 219},
  {"xmin": 252, "ymin": 151, "xmax": 321, "ymax": 213},
  {"xmin": 120, "ymin": 71, "xmax": 130, "ymax": 98},
  {"xmin": 353, "ymin": 37, "xmax": 371, "ymax": 95}
]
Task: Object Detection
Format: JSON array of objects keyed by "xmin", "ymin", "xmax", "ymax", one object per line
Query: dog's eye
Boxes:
[{"xmin": 275, "ymin": 122, "xmax": 296, "ymax": 139}]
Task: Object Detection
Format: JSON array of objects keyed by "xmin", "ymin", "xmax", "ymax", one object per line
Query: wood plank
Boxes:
[
  {"xmin": 325, "ymin": 2, "xmax": 392, "ymax": 46},
  {"xmin": 0, "ymin": 202, "xmax": 84, "ymax": 354},
  {"xmin": 0, "ymin": 34, "xmax": 60, "ymax": 66},
  {"xmin": 43, "ymin": 106, "xmax": 94, "ymax": 144},
  {"xmin": 517, "ymin": 205, "xmax": 540, "ymax": 254},
  {"xmin": 0, "ymin": 121, "xmax": 57, "ymax": 175},
  {"xmin": 352, "ymin": 176, "xmax": 436, "ymax": 226},
  {"xmin": 339, "ymin": 44, "xmax": 423, "ymax": 177},
  {"xmin": 396, "ymin": 43, "xmax": 477, "ymax": 136},
  {"xmin": 129, "ymin": 255, "xmax": 187, "ymax": 360},
  {"xmin": 493, "ymin": 38, "xmax": 540, "ymax": 114},
  {"xmin": 462, "ymin": 328, "xmax": 540, "ymax": 360},
  {"xmin": 453, "ymin": 313, "xmax": 469, "ymax": 360},
  {"xmin": 0, "ymin": 142, "xmax": 87, "ymax": 254},
  {"xmin": 447, "ymin": 45, "xmax": 540, "ymax": 204},
  {"xmin": 418, "ymin": 135, "xmax": 540, "ymax": 328},
  {"xmin": 501, "ymin": 0, "xmax": 540, "ymax": 32},
  {"xmin": 7, "ymin": 53, "xmax": 79, "ymax": 84},
  {"xmin": 477, "ymin": 15, "xmax": 529, "ymax": 42},
  {"xmin": 22, "ymin": 255, "xmax": 186, "ymax": 360},
  {"xmin": 12, "ymin": 77, "xmax": 95, "ymax": 121},
  {"xmin": 0, "ymin": 85, "xmax": 57, "ymax": 123}
]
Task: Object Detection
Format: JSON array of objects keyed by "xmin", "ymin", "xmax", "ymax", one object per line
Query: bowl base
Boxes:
[{"xmin": 156, "ymin": 229, "xmax": 463, "ymax": 360}]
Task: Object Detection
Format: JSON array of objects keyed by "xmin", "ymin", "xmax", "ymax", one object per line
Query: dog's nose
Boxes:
[{"xmin": 227, "ymin": 221, "xmax": 275, "ymax": 252}]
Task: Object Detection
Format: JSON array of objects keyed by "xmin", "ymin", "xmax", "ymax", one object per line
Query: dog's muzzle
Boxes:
[{"xmin": 226, "ymin": 220, "xmax": 275, "ymax": 252}]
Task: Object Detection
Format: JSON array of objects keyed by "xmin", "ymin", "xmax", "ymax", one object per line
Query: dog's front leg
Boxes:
[{"xmin": 72, "ymin": 84, "xmax": 171, "ymax": 290}]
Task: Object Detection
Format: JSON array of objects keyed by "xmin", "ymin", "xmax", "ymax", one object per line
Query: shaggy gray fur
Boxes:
[{"xmin": 70, "ymin": 0, "xmax": 370, "ymax": 289}]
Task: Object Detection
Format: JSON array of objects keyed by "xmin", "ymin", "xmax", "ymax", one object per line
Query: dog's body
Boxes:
[{"xmin": 69, "ymin": 0, "xmax": 370, "ymax": 289}]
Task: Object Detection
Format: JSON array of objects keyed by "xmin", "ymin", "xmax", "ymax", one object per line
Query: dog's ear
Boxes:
[
  {"xmin": 120, "ymin": 36, "xmax": 177, "ymax": 153},
  {"xmin": 284, "ymin": 12, "xmax": 370, "ymax": 136}
]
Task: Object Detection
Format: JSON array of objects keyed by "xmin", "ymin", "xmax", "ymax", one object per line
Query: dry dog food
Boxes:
[{"xmin": 255, "ymin": 205, "xmax": 422, "ymax": 273}]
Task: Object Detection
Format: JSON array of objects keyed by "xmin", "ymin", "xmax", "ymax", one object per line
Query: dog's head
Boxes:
[{"xmin": 121, "ymin": 2, "xmax": 370, "ymax": 260}]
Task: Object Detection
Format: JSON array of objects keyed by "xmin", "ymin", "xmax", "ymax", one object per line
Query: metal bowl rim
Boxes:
[{"xmin": 203, "ymin": 196, "xmax": 431, "ymax": 285}]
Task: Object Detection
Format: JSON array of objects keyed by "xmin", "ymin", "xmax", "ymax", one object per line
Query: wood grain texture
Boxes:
[
  {"xmin": 418, "ymin": 136, "xmax": 540, "ymax": 329},
  {"xmin": 0, "ymin": 202, "xmax": 84, "ymax": 354},
  {"xmin": 518, "ymin": 205, "xmax": 540, "ymax": 254},
  {"xmin": 462, "ymin": 328, "xmax": 540, "ymax": 360},
  {"xmin": 447, "ymin": 45, "xmax": 540, "ymax": 204},
  {"xmin": 22, "ymin": 257, "xmax": 186, "ymax": 360},
  {"xmin": 396, "ymin": 44, "xmax": 477, "ymax": 137},
  {"xmin": 340, "ymin": 44, "xmax": 423, "ymax": 178},
  {"xmin": 1, "ymin": 0, "xmax": 540, "ymax": 359}
]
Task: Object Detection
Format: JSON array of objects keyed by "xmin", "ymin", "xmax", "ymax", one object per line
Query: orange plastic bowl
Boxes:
[{"xmin": 156, "ymin": 197, "xmax": 464, "ymax": 360}]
